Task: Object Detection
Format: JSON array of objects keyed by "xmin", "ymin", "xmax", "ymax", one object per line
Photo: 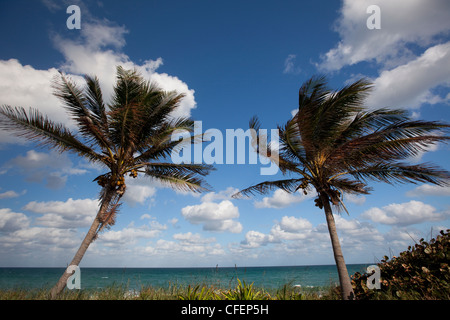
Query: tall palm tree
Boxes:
[
  {"xmin": 234, "ymin": 76, "xmax": 450, "ymax": 300},
  {"xmin": 0, "ymin": 66, "xmax": 213, "ymax": 299}
]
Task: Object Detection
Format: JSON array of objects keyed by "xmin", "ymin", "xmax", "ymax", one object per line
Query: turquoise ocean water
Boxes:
[{"xmin": 0, "ymin": 264, "xmax": 369, "ymax": 291}]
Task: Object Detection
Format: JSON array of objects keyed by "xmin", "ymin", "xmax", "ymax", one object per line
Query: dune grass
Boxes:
[{"xmin": 0, "ymin": 280, "xmax": 337, "ymax": 300}]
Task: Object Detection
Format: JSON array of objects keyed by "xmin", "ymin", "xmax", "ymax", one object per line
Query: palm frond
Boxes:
[
  {"xmin": 52, "ymin": 73, "xmax": 111, "ymax": 150},
  {"xmin": 277, "ymin": 120, "xmax": 308, "ymax": 170},
  {"xmin": 349, "ymin": 162, "xmax": 450, "ymax": 186},
  {"xmin": 328, "ymin": 118, "xmax": 450, "ymax": 170},
  {"xmin": 146, "ymin": 169, "xmax": 211, "ymax": 193},
  {"xmin": 84, "ymin": 75, "xmax": 109, "ymax": 131},
  {"xmin": 135, "ymin": 118, "xmax": 196, "ymax": 162},
  {"xmin": 142, "ymin": 162, "xmax": 214, "ymax": 177},
  {"xmin": 134, "ymin": 91, "xmax": 187, "ymax": 148},
  {"xmin": 329, "ymin": 177, "xmax": 372, "ymax": 195},
  {"xmin": 233, "ymin": 178, "xmax": 303, "ymax": 198},
  {"xmin": 0, "ymin": 105, "xmax": 102, "ymax": 163}
]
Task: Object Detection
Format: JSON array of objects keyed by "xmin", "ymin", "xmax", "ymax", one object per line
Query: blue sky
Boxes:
[{"xmin": 0, "ymin": 0, "xmax": 449, "ymax": 268}]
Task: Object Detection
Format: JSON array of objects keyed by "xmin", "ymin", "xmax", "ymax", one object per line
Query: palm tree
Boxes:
[
  {"xmin": 0, "ymin": 66, "xmax": 213, "ymax": 299},
  {"xmin": 233, "ymin": 76, "xmax": 450, "ymax": 300}
]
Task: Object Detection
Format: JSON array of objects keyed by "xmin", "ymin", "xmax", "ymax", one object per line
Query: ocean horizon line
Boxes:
[{"xmin": 0, "ymin": 262, "xmax": 372, "ymax": 269}]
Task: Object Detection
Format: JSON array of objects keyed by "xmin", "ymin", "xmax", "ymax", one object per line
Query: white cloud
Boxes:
[
  {"xmin": 23, "ymin": 198, "xmax": 99, "ymax": 228},
  {"xmin": 122, "ymin": 176, "xmax": 157, "ymax": 207},
  {"xmin": 0, "ymin": 190, "xmax": 26, "ymax": 199},
  {"xmin": 317, "ymin": 0, "xmax": 450, "ymax": 113},
  {"xmin": 0, "ymin": 20, "xmax": 197, "ymax": 146},
  {"xmin": 240, "ymin": 230, "xmax": 271, "ymax": 248},
  {"xmin": 172, "ymin": 232, "xmax": 216, "ymax": 245},
  {"xmin": 241, "ymin": 215, "xmax": 314, "ymax": 248},
  {"xmin": 181, "ymin": 199, "xmax": 242, "ymax": 233},
  {"xmin": 0, "ymin": 226, "xmax": 80, "ymax": 252},
  {"xmin": 406, "ymin": 184, "xmax": 450, "ymax": 197},
  {"xmin": 279, "ymin": 216, "xmax": 313, "ymax": 233},
  {"xmin": 0, "ymin": 208, "xmax": 30, "ymax": 232},
  {"xmin": 0, "ymin": 59, "xmax": 70, "ymax": 144},
  {"xmin": 344, "ymin": 193, "xmax": 366, "ymax": 205},
  {"xmin": 365, "ymin": 42, "xmax": 450, "ymax": 109},
  {"xmin": 254, "ymin": 189, "xmax": 315, "ymax": 209},
  {"xmin": 53, "ymin": 21, "xmax": 196, "ymax": 118},
  {"xmin": 100, "ymin": 223, "xmax": 166, "ymax": 247},
  {"xmin": 361, "ymin": 200, "xmax": 449, "ymax": 226},
  {"xmin": 200, "ymin": 187, "xmax": 239, "ymax": 202},
  {"xmin": 145, "ymin": 232, "xmax": 224, "ymax": 258},
  {"xmin": 318, "ymin": 0, "xmax": 450, "ymax": 71},
  {"xmin": 333, "ymin": 215, "xmax": 383, "ymax": 241}
]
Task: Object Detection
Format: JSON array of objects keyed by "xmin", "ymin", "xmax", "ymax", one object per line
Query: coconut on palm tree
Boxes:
[
  {"xmin": 0, "ymin": 66, "xmax": 213, "ymax": 299},
  {"xmin": 234, "ymin": 76, "xmax": 450, "ymax": 300}
]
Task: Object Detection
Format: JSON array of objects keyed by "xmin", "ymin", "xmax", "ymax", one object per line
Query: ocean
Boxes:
[{"xmin": 0, "ymin": 264, "xmax": 369, "ymax": 291}]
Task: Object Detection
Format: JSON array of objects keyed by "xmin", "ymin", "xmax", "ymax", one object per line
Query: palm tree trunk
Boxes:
[
  {"xmin": 49, "ymin": 188, "xmax": 114, "ymax": 299},
  {"xmin": 320, "ymin": 193, "xmax": 355, "ymax": 300}
]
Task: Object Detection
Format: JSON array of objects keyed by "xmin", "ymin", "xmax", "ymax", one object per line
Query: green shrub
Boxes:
[{"xmin": 352, "ymin": 229, "xmax": 450, "ymax": 300}]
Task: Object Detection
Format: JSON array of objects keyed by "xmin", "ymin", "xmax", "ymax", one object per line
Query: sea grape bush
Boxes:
[{"xmin": 351, "ymin": 229, "xmax": 450, "ymax": 299}]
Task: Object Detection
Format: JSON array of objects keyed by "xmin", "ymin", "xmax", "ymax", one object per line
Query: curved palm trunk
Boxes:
[
  {"xmin": 320, "ymin": 193, "xmax": 355, "ymax": 300},
  {"xmin": 49, "ymin": 189, "xmax": 115, "ymax": 299}
]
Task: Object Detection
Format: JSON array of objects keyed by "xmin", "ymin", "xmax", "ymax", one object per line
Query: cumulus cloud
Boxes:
[
  {"xmin": 149, "ymin": 232, "xmax": 224, "ymax": 257},
  {"xmin": 317, "ymin": 0, "xmax": 450, "ymax": 112},
  {"xmin": 100, "ymin": 223, "xmax": 166, "ymax": 247},
  {"xmin": 278, "ymin": 216, "xmax": 313, "ymax": 233},
  {"xmin": 241, "ymin": 216, "xmax": 314, "ymax": 248},
  {"xmin": 179, "ymin": 187, "xmax": 243, "ymax": 233},
  {"xmin": 122, "ymin": 176, "xmax": 157, "ymax": 207},
  {"xmin": 0, "ymin": 59, "xmax": 70, "ymax": 144},
  {"xmin": 406, "ymin": 184, "xmax": 450, "ymax": 197},
  {"xmin": 318, "ymin": 0, "xmax": 450, "ymax": 71},
  {"xmin": 240, "ymin": 213, "xmax": 391, "ymax": 257},
  {"xmin": 23, "ymin": 198, "xmax": 99, "ymax": 228},
  {"xmin": 0, "ymin": 226, "xmax": 80, "ymax": 254},
  {"xmin": 344, "ymin": 193, "xmax": 366, "ymax": 205},
  {"xmin": 181, "ymin": 200, "xmax": 242, "ymax": 233},
  {"xmin": 0, "ymin": 208, "xmax": 30, "ymax": 232},
  {"xmin": 365, "ymin": 42, "xmax": 450, "ymax": 109},
  {"xmin": 53, "ymin": 21, "xmax": 196, "ymax": 118},
  {"xmin": 0, "ymin": 189, "xmax": 26, "ymax": 199},
  {"xmin": 0, "ymin": 19, "xmax": 197, "ymax": 146},
  {"xmin": 254, "ymin": 189, "xmax": 315, "ymax": 209},
  {"xmin": 361, "ymin": 200, "xmax": 449, "ymax": 226},
  {"xmin": 200, "ymin": 187, "xmax": 239, "ymax": 203},
  {"xmin": 240, "ymin": 230, "xmax": 271, "ymax": 248}
]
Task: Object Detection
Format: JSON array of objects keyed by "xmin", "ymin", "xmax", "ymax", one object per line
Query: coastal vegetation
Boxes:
[{"xmin": 352, "ymin": 228, "xmax": 450, "ymax": 300}]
